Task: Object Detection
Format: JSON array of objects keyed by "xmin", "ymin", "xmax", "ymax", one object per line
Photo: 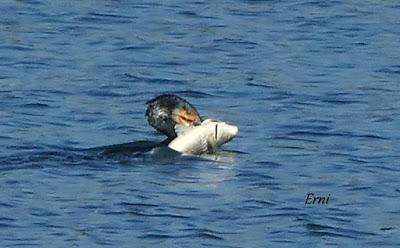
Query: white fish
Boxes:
[{"xmin": 168, "ymin": 119, "xmax": 239, "ymax": 155}]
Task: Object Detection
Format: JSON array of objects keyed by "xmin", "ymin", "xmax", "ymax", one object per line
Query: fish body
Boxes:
[{"xmin": 168, "ymin": 119, "xmax": 239, "ymax": 155}]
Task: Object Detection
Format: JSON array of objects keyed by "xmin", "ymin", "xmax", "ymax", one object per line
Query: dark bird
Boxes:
[{"xmin": 96, "ymin": 94, "xmax": 201, "ymax": 155}]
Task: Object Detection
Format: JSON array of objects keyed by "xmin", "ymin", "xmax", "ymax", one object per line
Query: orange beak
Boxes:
[{"xmin": 174, "ymin": 110, "xmax": 200, "ymax": 127}]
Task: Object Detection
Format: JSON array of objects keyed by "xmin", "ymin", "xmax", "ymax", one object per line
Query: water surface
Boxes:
[{"xmin": 1, "ymin": 0, "xmax": 400, "ymax": 247}]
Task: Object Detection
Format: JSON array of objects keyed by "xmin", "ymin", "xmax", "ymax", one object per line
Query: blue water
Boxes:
[{"xmin": 1, "ymin": 0, "xmax": 400, "ymax": 247}]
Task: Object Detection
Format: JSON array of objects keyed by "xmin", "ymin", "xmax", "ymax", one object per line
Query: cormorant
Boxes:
[{"xmin": 97, "ymin": 94, "xmax": 201, "ymax": 155}]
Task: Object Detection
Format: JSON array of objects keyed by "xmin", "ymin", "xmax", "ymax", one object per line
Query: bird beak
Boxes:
[{"xmin": 174, "ymin": 110, "xmax": 200, "ymax": 127}]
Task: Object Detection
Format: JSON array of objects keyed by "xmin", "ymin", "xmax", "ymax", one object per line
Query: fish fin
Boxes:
[{"xmin": 174, "ymin": 124, "xmax": 193, "ymax": 136}]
